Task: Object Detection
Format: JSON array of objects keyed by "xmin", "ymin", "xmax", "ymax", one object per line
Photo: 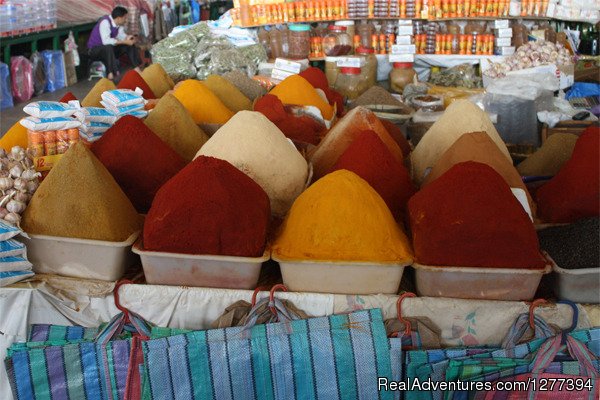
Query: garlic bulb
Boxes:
[
  {"xmin": 13, "ymin": 178, "xmax": 27, "ymax": 192},
  {"xmin": 0, "ymin": 207, "xmax": 8, "ymax": 219},
  {"xmin": 26, "ymin": 180, "xmax": 39, "ymax": 194},
  {"xmin": 9, "ymin": 146, "xmax": 26, "ymax": 162},
  {"xmin": 0, "ymin": 177, "xmax": 13, "ymax": 190},
  {"xmin": 6, "ymin": 200, "xmax": 26, "ymax": 214},
  {"xmin": 4, "ymin": 212, "xmax": 21, "ymax": 225},
  {"xmin": 9, "ymin": 164, "xmax": 23, "ymax": 179},
  {"xmin": 20, "ymin": 169, "xmax": 40, "ymax": 182},
  {"xmin": 14, "ymin": 192, "xmax": 29, "ymax": 203}
]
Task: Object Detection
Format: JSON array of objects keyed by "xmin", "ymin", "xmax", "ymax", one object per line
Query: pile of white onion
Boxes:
[
  {"xmin": 484, "ymin": 40, "xmax": 573, "ymax": 79},
  {"xmin": 0, "ymin": 146, "xmax": 40, "ymax": 225}
]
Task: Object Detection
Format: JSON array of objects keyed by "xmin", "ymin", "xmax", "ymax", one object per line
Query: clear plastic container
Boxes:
[
  {"xmin": 270, "ymin": 28, "xmax": 285, "ymax": 59},
  {"xmin": 355, "ymin": 46, "xmax": 377, "ymax": 88},
  {"xmin": 356, "ymin": 22, "xmax": 374, "ymax": 49},
  {"xmin": 334, "ymin": 66, "xmax": 366, "ymax": 100},
  {"xmin": 288, "ymin": 24, "xmax": 311, "ymax": 59},
  {"xmin": 323, "ymin": 25, "xmax": 353, "ymax": 56},
  {"xmin": 325, "ymin": 56, "xmax": 339, "ymax": 87},
  {"xmin": 389, "ymin": 62, "xmax": 416, "ymax": 94}
]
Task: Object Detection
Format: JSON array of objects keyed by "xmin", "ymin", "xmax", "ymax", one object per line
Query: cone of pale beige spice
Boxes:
[
  {"xmin": 203, "ymin": 75, "xmax": 252, "ymax": 112},
  {"xmin": 517, "ymin": 133, "xmax": 578, "ymax": 177},
  {"xmin": 141, "ymin": 63, "xmax": 175, "ymax": 98},
  {"xmin": 81, "ymin": 78, "xmax": 117, "ymax": 107},
  {"xmin": 22, "ymin": 142, "xmax": 142, "ymax": 242},
  {"xmin": 145, "ymin": 94, "xmax": 209, "ymax": 161},
  {"xmin": 411, "ymin": 100, "xmax": 511, "ymax": 184}
]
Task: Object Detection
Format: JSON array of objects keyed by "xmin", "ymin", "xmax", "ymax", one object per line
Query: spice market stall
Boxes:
[{"xmin": 0, "ymin": 7, "xmax": 599, "ymax": 399}]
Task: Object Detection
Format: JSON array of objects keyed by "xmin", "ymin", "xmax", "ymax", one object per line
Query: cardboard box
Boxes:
[
  {"xmin": 391, "ymin": 44, "xmax": 416, "ymax": 54},
  {"xmin": 493, "ymin": 19, "xmax": 510, "ymax": 29},
  {"xmin": 398, "ymin": 25, "xmax": 414, "ymax": 35},
  {"xmin": 495, "ymin": 46, "xmax": 516, "ymax": 56},
  {"xmin": 396, "ymin": 35, "xmax": 413, "ymax": 45},
  {"xmin": 495, "ymin": 37, "xmax": 513, "ymax": 47},
  {"xmin": 494, "ymin": 28, "xmax": 513, "ymax": 38}
]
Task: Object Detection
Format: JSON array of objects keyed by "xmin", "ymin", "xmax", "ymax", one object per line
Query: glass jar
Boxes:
[
  {"xmin": 354, "ymin": 46, "xmax": 377, "ymax": 88},
  {"xmin": 325, "ymin": 56, "xmax": 339, "ymax": 87},
  {"xmin": 270, "ymin": 28, "xmax": 284, "ymax": 59},
  {"xmin": 288, "ymin": 24, "xmax": 311, "ymax": 59},
  {"xmin": 356, "ymin": 22, "xmax": 374, "ymax": 48},
  {"xmin": 323, "ymin": 25, "xmax": 353, "ymax": 56},
  {"xmin": 389, "ymin": 62, "xmax": 416, "ymax": 94},
  {"xmin": 334, "ymin": 67, "xmax": 366, "ymax": 101}
]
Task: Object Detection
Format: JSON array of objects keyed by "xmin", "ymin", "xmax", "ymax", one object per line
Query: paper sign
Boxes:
[
  {"xmin": 336, "ymin": 57, "xmax": 363, "ymax": 68},
  {"xmin": 391, "ymin": 44, "xmax": 416, "ymax": 54},
  {"xmin": 274, "ymin": 58, "xmax": 303, "ymax": 74},
  {"xmin": 34, "ymin": 154, "xmax": 64, "ymax": 172}
]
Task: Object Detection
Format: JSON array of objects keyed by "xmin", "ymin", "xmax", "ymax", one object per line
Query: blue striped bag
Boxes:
[
  {"xmin": 141, "ymin": 308, "xmax": 395, "ymax": 400},
  {"xmin": 5, "ymin": 311, "xmax": 151, "ymax": 400}
]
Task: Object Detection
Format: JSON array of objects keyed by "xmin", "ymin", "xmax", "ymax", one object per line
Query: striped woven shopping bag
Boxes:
[
  {"xmin": 446, "ymin": 331, "xmax": 600, "ymax": 400},
  {"xmin": 5, "ymin": 310, "xmax": 151, "ymax": 400},
  {"xmin": 140, "ymin": 308, "xmax": 395, "ymax": 400}
]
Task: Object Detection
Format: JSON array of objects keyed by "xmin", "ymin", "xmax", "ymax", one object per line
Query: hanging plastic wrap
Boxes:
[
  {"xmin": 30, "ymin": 52, "xmax": 46, "ymax": 96},
  {"xmin": 41, "ymin": 50, "xmax": 66, "ymax": 93},
  {"xmin": 151, "ymin": 29, "xmax": 199, "ymax": 81},
  {"xmin": 429, "ymin": 63, "xmax": 482, "ymax": 88},
  {"xmin": 10, "ymin": 56, "xmax": 34, "ymax": 103},
  {"xmin": 0, "ymin": 63, "xmax": 14, "ymax": 109}
]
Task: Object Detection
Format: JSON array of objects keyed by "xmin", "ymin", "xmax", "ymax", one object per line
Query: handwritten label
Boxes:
[
  {"xmin": 391, "ymin": 44, "xmax": 416, "ymax": 54},
  {"xmin": 34, "ymin": 154, "xmax": 63, "ymax": 172},
  {"xmin": 271, "ymin": 68, "xmax": 296, "ymax": 81}
]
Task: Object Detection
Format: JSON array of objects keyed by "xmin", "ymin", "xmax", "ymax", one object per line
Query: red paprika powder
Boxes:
[
  {"xmin": 143, "ymin": 156, "xmax": 271, "ymax": 257},
  {"xmin": 536, "ymin": 125, "xmax": 600, "ymax": 223},
  {"xmin": 254, "ymin": 94, "xmax": 324, "ymax": 145},
  {"xmin": 299, "ymin": 67, "xmax": 345, "ymax": 117},
  {"xmin": 59, "ymin": 92, "xmax": 77, "ymax": 103},
  {"xmin": 91, "ymin": 115, "xmax": 186, "ymax": 214},
  {"xmin": 408, "ymin": 161, "xmax": 545, "ymax": 269},
  {"xmin": 330, "ymin": 130, "xmax": 416, "ymax": 220},
  {"xmin": 379, "ymin": 118, "xmax": 411, "ymax": 158},
  {"xmin": 117, "ymin": 70, "xmax": 156, "ymax": 99}
]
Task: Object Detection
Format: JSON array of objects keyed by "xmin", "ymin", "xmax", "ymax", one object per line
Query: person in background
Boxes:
[{"xmin": 87, "ymin": 6, "xmax": 143, "ymax": 80}]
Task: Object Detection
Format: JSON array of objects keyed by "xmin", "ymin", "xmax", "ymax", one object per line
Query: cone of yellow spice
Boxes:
[
  {"xmin": 173, "ymin": 79, "xmax": 234, "ymax": 124},
  {"xmin": 272, "ymin": 169, "xmax": 413, "ymax": 263},
  {"xmin": 269, "ymin": 75, "xmax": 334, "ymax": 121},
  {"xmin": 141, "ymin": 63, "xmax": 175, "ymax": 98},
  {"xmin": 81, "ymin": 78, "xmax": 117, "ymax": 107}
]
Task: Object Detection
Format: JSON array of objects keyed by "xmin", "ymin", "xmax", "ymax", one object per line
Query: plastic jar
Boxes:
[
  {"xmin": 335, "ymin": 20, "xmax": 356, "ymax": 39},
  {"xmin": 288, "ymin": 24, "xmax": 311, "ymax": 59},
  {"xmin": 355, "ymin": 46, "xmax": 377, "ymax": 88},
  {"xmin": 356, "ymin": 22, "xmax": 374, "ymax": 48},
  {"xmin": 389, "ymin": 62, "xmax": 416, "ymax": 94},
  {"xmin": 323, "ymin": 25, "xmax": 353, "ymax": 56},
  {"xmin": 334, "ymin": 67, "xmax": 366, "ymax": 101},
  {"xmin": 325, "ymin": 56, "xmax": 339, "ymax": 87},
  {"xmin": 270, "ymin": 28, "xmax": 284, "ymax": 59}
]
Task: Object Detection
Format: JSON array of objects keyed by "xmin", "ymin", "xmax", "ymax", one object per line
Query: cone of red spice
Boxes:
[
  {"xmin": 379, "ymin": 118, "xmax": 411, "ymax": 158},
  {"xmin": 254, "ymin": 94, "xmax": 324, "ymax": 145},
  {"xmin": 330, "ymin": 130, "xmax": 416, "ymax": 220},
  {"xmin": 299, "ymin": 67, "xmax": 344, "ymax": 117},
  {"xmin": 117, "ymin": 70, "xmax": 156, "ymax": 99},
  {"xmin": 408, "ymin": 161, "xmax": 545, "ymax": 269},
  {"xmin": 143, "ymin": 156, "xmax": 270, "ymax": 257},
  {"xmin": 91, "ymin": 115, "xmax": 186, "ymax": 214},
  {"xmin": 59, "ymin": 91, "xmax": 77, "ymax": 103},
  {"xmin": 536, "ymin": 125, "xmax": 600, "ymax": 223}
]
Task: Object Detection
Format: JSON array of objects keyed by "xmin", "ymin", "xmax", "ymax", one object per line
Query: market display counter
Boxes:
[{"xmin": 1, "ymin": 275, "xmax": 599, "ymax": 400}]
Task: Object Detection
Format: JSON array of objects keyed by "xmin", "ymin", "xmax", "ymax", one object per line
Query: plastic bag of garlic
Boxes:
[
  {"xmin": 0, "ymin": 146, "xmax": 41, "ymax": 226},
  {"xmin": 483, "ymin": 40, "xmax": 573, "ymax": 79}
]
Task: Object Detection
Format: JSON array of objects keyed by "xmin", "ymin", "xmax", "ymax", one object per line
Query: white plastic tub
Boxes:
[
  {"xmin": 133, "ymin": 241, "xmax": 269, "ymax": 289},
  {"xmin": 273, "ymin": 256, "xmax": 409, "ymax": 294},
  {"xmin": 553, "ymin": 264, "xmax": 600, "ymax": 304},
  {"xmin": 23, "ymin": 232, "xmax": 140, "ymax": 281},
  {"xmin": 412, "ymin": 262, "xmax": 552, "ymax": 301}
]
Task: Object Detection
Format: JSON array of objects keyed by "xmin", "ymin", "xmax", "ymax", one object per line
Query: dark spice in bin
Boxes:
[{"xmin": 538, "ymin": 218, "xmax": 599, "ymax": 270}]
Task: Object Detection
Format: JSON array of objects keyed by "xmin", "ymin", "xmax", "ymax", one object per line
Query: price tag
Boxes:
[
  {"xmin": 391, "ymin": 44, "xmax": 416, "ymax": 54},
  {"xmin": 274, "ymin": 58, "xmax": 303, "ymax": 74},
  {"xmin": 336, "ymin": 57, "xmax": 362, "ymax": 68},
  {"xmin": 34, "ymin": 154, "xmax": 63, "ymax": 172}
]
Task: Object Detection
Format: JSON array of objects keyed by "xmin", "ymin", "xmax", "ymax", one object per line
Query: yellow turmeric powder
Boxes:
[
  {"xmin": 81, "ymin": 78, "xmax": 117, "ymax": 108},
  {"xmin": 269, "ymin": 75, "xmax": 334, "ymax": 120},
  {"xmin": 173, "ymin": 80, "xmax": 234, "ymax": 125},
  {"xmin": 203, "ymin": 75, "xmax": 252, "ymax": 112},
  {"xmin": 141, "ymin": 63, "xmax": 174, "ymax": 98},
  {"xmin": 0, "ymin": 120, "xmax": 28, "ymax": 151},
  {"xmin": 272, "ymin": 169, "xmax": 413, "ymax": 263}
]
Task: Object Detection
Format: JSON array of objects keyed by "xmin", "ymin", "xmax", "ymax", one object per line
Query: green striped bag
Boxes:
[
  {"xmin": 141, "ymin": 308, "xmax": 395, "ymax": 400},
  {"xmin": 5, "ymin": 311, "xmax": 151, "ymax": 400}
]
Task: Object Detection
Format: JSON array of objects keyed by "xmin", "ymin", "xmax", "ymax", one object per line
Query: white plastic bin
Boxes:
[
  {"xmin": 274, "ymin": 256, "xmax": 409, "ymax": 295},
  {"xmin": 553, "ymin": 264, "xmax": 600, "ymax": 304},
  {"xmin": 412, "ymin": 262, "xmax": 551, "ymax": 301},
  {"xmin": 23, "ymin": 232, "xmax": 139, "ymax": 281},
  {"xmin": 133, "ymin": 241, "xmax": 269, "ymax": 289}
]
